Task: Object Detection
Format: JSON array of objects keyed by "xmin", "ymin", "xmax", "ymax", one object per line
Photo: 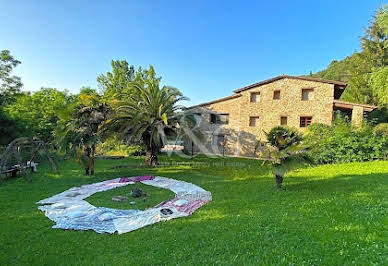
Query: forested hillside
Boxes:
[{"xmin": 310, "ymin": 5, "xmax": 387, "ymax": 108}]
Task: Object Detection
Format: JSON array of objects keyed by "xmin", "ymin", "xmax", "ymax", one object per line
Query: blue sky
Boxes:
[{"xmin": 1, "ymin": 0, "xmax": 385, "ymax": 105}]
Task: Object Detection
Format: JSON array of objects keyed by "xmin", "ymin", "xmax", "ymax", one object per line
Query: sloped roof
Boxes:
[
  {"xmin": 187, "ymin": 94, "xmax": 242, "ymax": 109},
  {"xmin": 333, "ymin": 100, "xmax": 377, "ymax": 112},
  {"xmin": 233, "ymin": 75, "xmax": 347, "ymax": 93},
  {"xmin": 187, "ymin": 75, "xmax": 348, "ymax": 109}
]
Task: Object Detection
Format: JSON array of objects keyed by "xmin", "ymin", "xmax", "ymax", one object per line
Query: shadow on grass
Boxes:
[{"xmin": 285, "ymin": 172, "xmax": 388, "ymax": 193}]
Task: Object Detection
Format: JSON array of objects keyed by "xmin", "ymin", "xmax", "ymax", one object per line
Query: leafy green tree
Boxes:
[
  {"xmin": 370, "ymin": 66, "xmax": 388, "ymax": 107},
  {"xmin": 343, "ymin": 5, "xmax": 388, "ymax": 105},
  {"xmin": 361, "ymin": 6, "xmax": 388, "ymax": 69},
  {"xmin": 0, "ymin": 50, "xmax": 23, "ymax": 105},
  {"xmin": 367, "ymin": 107, "xmax": 388, "ymax": 124},
  {"xmin": 110, "ymin": 66, "xmax": 189, "ymax": 166},
  {"xmin": 0, "ymin": 107, "xmax": 25, "ymax": 145},
  {"xmin": 5, "ymin": 88, "xmax": 74, "ymax": 142},
  {"xmin": 79, "ymin": 86, "xmax": 101, "ymax": 98},
  {"xmin": 97, "ymin": 60, "xmax": 137, "ymax": 101},
  {"xmin": 311, "ymin": 5, "xmax": 388, "ymax": 107},
  {"xmin": 309, "ymin": 56, "xmax": 354, "ymax": 82},
  {"xmin": 263, "ymin": 127, "xmax": 311, "ymax": 189},
  {"xmin": 96, "ymin": 61, "xmax": 149, "ymax": 144}
]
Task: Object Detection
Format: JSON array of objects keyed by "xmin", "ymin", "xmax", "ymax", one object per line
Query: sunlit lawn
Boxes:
[
  {"xmin": 87, "ymin": 181, "xmax": 175, "ymax": 210},
  {"xmin": 1, "ymin": 155, "xmax": 388, "ymax": 265}
]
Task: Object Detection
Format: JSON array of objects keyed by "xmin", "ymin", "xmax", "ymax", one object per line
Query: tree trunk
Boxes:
[
  {"xmin": 145, "ymin": 151, "xmax": 151, "ymax": 166},
  {"xmin": 151, "ymin": 153, "xmax": 158, "ymax": 166},
  {"xmin": 275, "ymin": 174, "xmax": 283, "ymax": 189},
  {"xmin": 90, "ymin": 144, "xmax": 95, "ymax": 175},
  {"xmin": 191, "ymin": 141, "xmax": 194, "ymax": 160},
  {"xmin": 145, "ymin": 151, "xmax": 158, "ymax": 166},
  {"xmin": 84, "ymin": 146, "xmax": 91, "ymax": 175}
]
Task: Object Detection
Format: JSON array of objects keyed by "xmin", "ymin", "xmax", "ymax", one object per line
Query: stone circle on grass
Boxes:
[{"xmin": 37, "ymin": 176, "xmax": 212, "ymax": 234}]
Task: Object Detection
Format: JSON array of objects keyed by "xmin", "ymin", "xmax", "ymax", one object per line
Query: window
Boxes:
[
  {"xmin": 300, "ymin": 116, "xmax": 312, "ymax": 127},
  {"xmin": 302, "ymin": 88, "xmax": 314, "ymax": 101},
  {"xmin": 280, "ymin": 116, "xmax": 287, "ymax": 126},
  {"xmin": 249, "ymin": 116, "xmax": 260, "ymax": 127},
  {"xmin": 273, "ymin": 90, "xmax": 281, "ymax": 100},
  {"xmin": 210, "ymin": 113, "xmax": 229, "ymax": 124},
  {"xmin": 250, "ymin": 92, "xmax": 260, "ymax": 102},
  {"xmin": 218, "ymin": 114, "xmax": 229, "ymax": 124},
  {"xmin": 193, "ymin": 113, "xmax": 202, "ymax": 125},
  {"xmin": 212, "ymin": 135, "xmax": 225, "ymax": 146},
  {"xmin": 210, "ymin": 114, "xmax": 217, "ymax": 124}
]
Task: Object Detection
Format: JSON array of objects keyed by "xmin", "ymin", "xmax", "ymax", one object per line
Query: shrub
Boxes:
[
  {"xmin": 95, "ymin": 137, "xmax": 145, "ymax": 156},
  {"xmin": 263, "ymin": 126, "xmax": 310, "ymax": 189},
  {"xmin": 374, "ymin": 123, "xmax": 388, "ymax": 136},
  {"xmin": 367, "ymin": 107, "xmax": 388, "ymax": 124},
  {"xmin": 305, "ymin": 117, "xmax": 388, "ymax": 164},
  {"xmin": 266, "ymin": 126, "xmax": 302, "ymax": 151},
  {"xmin": 304, "ymin": 123, "xmax": 332, "ymax": 141}
]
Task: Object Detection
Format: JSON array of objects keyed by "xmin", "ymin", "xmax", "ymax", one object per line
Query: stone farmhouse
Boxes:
[{"xmin": 187, "ymin": 75, "xmax": 377, "ymax": 157}]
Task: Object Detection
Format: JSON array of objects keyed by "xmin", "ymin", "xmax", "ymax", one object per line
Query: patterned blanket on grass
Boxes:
[{"xmin": 37, "ymin": 176, "xmax": 212, "ymax": 234}]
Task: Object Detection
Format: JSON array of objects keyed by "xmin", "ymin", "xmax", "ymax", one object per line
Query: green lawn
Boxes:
[
  {"xmin": 87, "ymin": 181, "xmax": 175, "ymax": 210},
  {"xmin": 1, "ymin": 155, "xmax": 388, "ymax": 265}
]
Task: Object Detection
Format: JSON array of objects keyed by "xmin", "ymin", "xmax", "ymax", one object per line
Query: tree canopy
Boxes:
[
  {"xmin": 1, "ymin": 4, "xmax": 387, "ymax": 172},
  {"xmin": 310, "ymin": 5, "xmax": 388, "ymax": 107},
  {"xmin": 108, "ymin": 66, "xmax": 190, "ymax": 166},
  {"xmin": 0, "ymin": 50, "xmax": 23, "ymax": 105},
  {"xmin": 5, "ymin": 88, "xmax": 74, "ymax": 142}
]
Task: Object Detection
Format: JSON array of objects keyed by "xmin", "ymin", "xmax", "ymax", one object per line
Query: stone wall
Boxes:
[
  {"xmin": 190, "ymin": 78, "xmax": 336, "ymax": 157},
  {"xmin": 351, "ymin": 105, "xmax": 364, "ymax": 126}
]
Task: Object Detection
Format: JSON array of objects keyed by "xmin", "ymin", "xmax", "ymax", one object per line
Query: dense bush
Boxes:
[
  {"xmin": 374, "ymin": 123, "xmax": 388, "ymax": 136},
  {"xmin": 305, "ymin": 117, "xmax": 388, "ymax": 164},
  {"xmin": 367, "ymin": 107, "xmax": 388, "ymax": 124},
  {"xmin": 0, "ymin": 107, "xmax": 25, "ymax": 145},
  {"xmin": 95, "ymin": 137, "xmax": 145, "ymax": 156}
]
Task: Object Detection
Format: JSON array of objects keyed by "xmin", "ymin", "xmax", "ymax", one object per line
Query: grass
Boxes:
[
  {"xmin": 87, "ymin": 182, "xmax": 175, "ymax": 210},
  {"xmin": 0, "ymin": 155, "xmax": 388, "ymax": 265}
]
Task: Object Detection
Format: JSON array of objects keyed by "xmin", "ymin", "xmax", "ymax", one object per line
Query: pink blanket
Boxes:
[
  {"xmin": 119, "ymin": 176, "xmax": 154, "ymax": 183},
  {"xmin": 158, "ymin": 198, "xmax": 210, "ymax": 215}
]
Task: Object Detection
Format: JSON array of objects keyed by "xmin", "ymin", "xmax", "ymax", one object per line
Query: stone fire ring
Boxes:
[{"xmin": 37, "ymin": 176, "xmax": 212, "ymax": 234}]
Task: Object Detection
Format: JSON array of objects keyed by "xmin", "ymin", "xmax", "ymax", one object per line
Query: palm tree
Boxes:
[
  {"xmin": 56, "ymin": 93, "xmax": 109, "ymax": 175},
  {"xmin": 111, "ymin": 67, "xmax": 190, "ymax": 166},
  {"xmin": 262, "ymin": 126, "xmax": 312, "ymax": 189}
]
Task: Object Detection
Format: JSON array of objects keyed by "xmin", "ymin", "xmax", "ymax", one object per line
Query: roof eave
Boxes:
[
  {"xmin": 234, "ymin": 75, "xmax": 347, "ymax": 93},
  {"xmin": 333, "ymin": 100, "xmax": 378, "ymax": 112},
  {"xmin": 187, "ymin": 94, "xmax": 242, "ymax": 109}
]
